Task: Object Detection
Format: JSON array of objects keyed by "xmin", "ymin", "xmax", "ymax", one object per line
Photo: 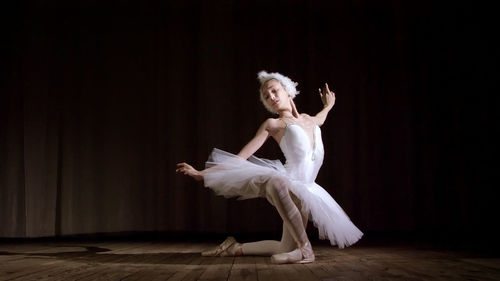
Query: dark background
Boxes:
[{"xmin": 1, "ymin": 1, "xmax": 497, "ymax": 250}]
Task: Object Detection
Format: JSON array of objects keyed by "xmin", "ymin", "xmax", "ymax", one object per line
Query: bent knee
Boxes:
[{"xmin": 266, "ymin": 176, "xmax": 289, "ymax": 195}]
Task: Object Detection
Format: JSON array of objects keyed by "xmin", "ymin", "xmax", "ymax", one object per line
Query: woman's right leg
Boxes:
[
  {"xmin": 264, "ymin": 177, "xmax": 310, "ymax": 248},
  {"xmin": 241, "ymin": 222, "xmax": 295, "ymax": 255},
  {"xmin": 248, "ymin": 177, "xmax": 314, "ymax": 263}
]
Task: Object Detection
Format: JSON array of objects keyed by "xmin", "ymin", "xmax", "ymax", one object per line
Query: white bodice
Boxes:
[{"xmin": 279, "ymin": 124, "xmax": 324, "ymax": 183}]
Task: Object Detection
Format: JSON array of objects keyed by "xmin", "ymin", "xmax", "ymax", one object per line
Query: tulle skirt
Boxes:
[{"xmin": 204, "ymin": 148, "xmax": 363, "ymax": 248}]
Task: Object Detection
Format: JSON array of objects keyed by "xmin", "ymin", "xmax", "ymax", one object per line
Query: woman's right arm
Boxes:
[
  {"xmin": 175, "ymin": 119, "xmax": 275, "ymax": 182},
  {"xmin": 175, "ymin": 162, "xmax": 204, "ymax": 181},
  {"xmin": 235, "ymin": 118, "xmax": 273, "ymax": 160}
]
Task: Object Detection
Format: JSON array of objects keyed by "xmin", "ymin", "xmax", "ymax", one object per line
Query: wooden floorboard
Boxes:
[
  {"xmin": 1, "ymin": 240, "xmax": 499, "ymax": 281},
  {"xmin": 227, "ymin": 256, "xmax": 257, "ymax": 281}
]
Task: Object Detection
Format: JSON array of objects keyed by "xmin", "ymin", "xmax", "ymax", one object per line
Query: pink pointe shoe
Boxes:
[
  {"xmin": 201, "ymin": 237, "xmax": 242, "ymax": 257},
  {"xmin": 270, "ymin": 241, "xmax": 315, "ymax": 264}
]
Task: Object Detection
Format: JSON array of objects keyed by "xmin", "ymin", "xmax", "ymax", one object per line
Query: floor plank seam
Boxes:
[{"xmin": 226, "ymin": 256, "xmax": 236, "ymax": 281}]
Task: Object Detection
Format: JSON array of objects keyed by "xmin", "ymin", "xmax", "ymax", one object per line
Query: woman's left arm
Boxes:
[{"xmin": 311, "ymin": 83, "xmax": 336, "ymax": 126}]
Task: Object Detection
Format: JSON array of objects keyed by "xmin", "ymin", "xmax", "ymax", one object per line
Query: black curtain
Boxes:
[{"xmin": 1, "ymin": 0, "xmax": 497, "ymax": 248}]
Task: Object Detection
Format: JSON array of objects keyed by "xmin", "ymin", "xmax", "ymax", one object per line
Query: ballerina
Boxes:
[{"xmin": 176, "ymin": 71, "xmax": 362, "ymax": 264}]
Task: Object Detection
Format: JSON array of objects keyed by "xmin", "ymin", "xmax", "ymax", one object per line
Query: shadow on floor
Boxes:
[{"xmin": 0, "ymin": 245, "xmax": 238, "ymax": 265}]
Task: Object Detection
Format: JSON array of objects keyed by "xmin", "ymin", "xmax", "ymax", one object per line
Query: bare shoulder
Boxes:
[
  {"xmin": 262, "ymin": 118, "xmax": 284, "ymax": 135},
  {"xmin": 300, "ymin": 113, "xmax": 322, "ymax": 126},
  {"xmin": 300, "ymin": 113, "xmax": 316, "ymax": 124},
  {"xmin": 263, "ymin": 118, "xmax": 283, "ymax": 129}
]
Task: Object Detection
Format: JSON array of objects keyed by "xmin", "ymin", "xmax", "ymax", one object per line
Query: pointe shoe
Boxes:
[
  {"xmin": 220, "ymin": 242, "xmax": 243, "ymax": 257},
  {"xmin": 271, "ymin": 249, "xmax": 302, "ymax": 264},
  {"xmin": 299, "ymin": 241, "xmax": 315, "ymax": 264},
  {"xmin": 270, "ymin": 242, "xmax": 315, "ymax": 264},
  {"xmin": 201, "ymin": 236, "xmax": 241, "ymax": 257}
]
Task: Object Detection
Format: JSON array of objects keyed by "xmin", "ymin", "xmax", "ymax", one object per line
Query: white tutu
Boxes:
[{"xmin": 204, "ymin": 147, "xmax": 363, "ymax": 248}]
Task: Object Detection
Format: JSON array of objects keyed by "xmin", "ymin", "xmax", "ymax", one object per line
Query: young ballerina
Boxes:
[{"xmin": 176, "ymin": 71, "xmax": 362, "ymax": 264}]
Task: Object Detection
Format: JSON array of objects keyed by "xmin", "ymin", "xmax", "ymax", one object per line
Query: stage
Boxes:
[{"xmin": 1, "ymin": 240, "xmax": 498, "ymax": 280}]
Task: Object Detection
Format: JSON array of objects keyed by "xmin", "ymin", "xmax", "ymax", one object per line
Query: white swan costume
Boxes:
[{"xmin": 203, "ymin": 71, "xmax": 362, "ymax": 250}]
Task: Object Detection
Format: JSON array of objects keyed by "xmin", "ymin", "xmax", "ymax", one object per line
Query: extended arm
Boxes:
[
  {"xmin": 236, "ymin": 119, "xmax": 271, "ymax": 160},
  {"xmin": 310, "ymin": 83, "xmax": 336, "ymax": 126},
  {"xmin": 176, "ymin": 119, "xmax": 273, "ymax": 181}
]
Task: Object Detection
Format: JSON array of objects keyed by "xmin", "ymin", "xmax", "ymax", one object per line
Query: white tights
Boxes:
[{"xmin": 241, "ymin": 177, "xmax": 309, "ymax": 256}]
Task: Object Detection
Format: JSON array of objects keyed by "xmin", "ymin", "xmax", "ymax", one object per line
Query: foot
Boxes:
[
  {"xmin": 270, "ymin": 242, "xmax": 315, "ymax": 264},
  {"xmin": 299, "ymin": 241, "xmax": 315, "ymax": 263},
  {"xmin": 201, "ymin": 237, "xmax": 242, "ymax": 257},
  {"xmin": 220, "ymin": 242, "xmax": 243, "ymax": 257}
]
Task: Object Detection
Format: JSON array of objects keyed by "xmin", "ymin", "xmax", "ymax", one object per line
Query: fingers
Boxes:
[
  {"xmin": 176, "ymin": 168, "xmax": 190, "ymax": 174},
  {"xmin": 326, "ymin": 83, "xmax": 335, "ymax": 97},
  {"xmin": 176, "ymin": 162, "xmax": 191, "ymax": 173},
  {"xmin": 175, "ymin": 163, "xmax": 183, "ymax": 172},
  {"xmin": 320, "ymin": 84, "xmax": 335, "ymax": 95},
  {"xmin": 325, "ymin": 83, "xmax": 336, "ymax": 97}
]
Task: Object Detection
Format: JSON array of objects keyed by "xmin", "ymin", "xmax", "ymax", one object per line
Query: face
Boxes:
[{"xmin": 261, "ymin": 79, "xmax": 291, "ymax": 112}]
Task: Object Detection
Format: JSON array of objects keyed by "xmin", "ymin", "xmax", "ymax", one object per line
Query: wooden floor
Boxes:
[{"xmin": 1, "ymin": 240, "xmax": 499, "ymax": 281}]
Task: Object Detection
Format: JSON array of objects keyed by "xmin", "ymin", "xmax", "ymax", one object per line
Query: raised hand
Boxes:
[
  {"xmin": 176, "ymin": 162, "xmax": 203, "ymax": 181},
  {"xmin": 318, "ymin": 83, "xmax": 336, "ymax": 109}
]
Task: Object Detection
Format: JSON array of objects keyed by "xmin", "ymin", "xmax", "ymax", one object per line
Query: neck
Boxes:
[
  {"xmin": 278, "ymin": 99, "xmax": 300, "ymax": 118},
  {"xmin": 278, "ymin": 110, "xmax": 299, "ymax": 119}
]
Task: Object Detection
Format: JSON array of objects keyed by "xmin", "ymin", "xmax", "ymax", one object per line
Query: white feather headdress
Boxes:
[
  {"xmin": 257, "ymin": 71, "xmax": 299, "ymax": 113},
  {"xmin": 257, "ymin": 70, "xmax": 299, "ymax": 98}
]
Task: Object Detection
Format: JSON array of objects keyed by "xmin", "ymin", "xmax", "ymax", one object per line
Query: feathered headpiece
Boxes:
[
  {"xmin": 257, "ymin": 70, "xmax": 299, "ymax": 98},
  {"xmin": 257, "ymin": 71, "xmax": 299, "ymax": 113}
]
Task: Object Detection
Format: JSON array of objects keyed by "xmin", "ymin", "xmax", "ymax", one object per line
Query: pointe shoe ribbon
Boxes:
[
  {"xmin": 201, "ymin": 236, "xmax": 237, "ymax": 257},
  {"xmin": 299, "ymin": 241, "xmax": 315, "ymax": 264},
  {"xmin": 270, "ymin": 242, "xmax": 315, "ymax": 264}
]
